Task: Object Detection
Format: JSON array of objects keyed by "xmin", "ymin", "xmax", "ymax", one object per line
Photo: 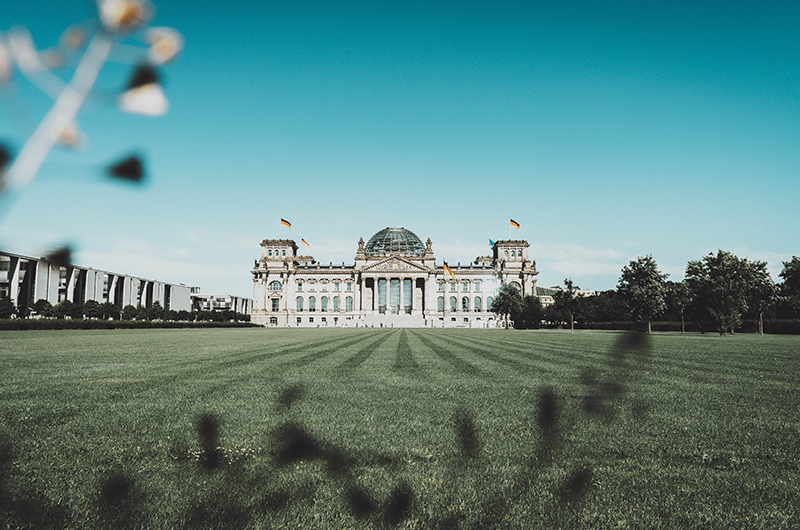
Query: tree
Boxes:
[
  {"xmin": 491, "ymin": 283, "xmax": 523, "ymax": 329},
  {"xmin": 778, "ymin": 256, "xmax": 800, "ymax": 319},
  {"xmin": 617, "ymin": 255, "xmax": 668, "ymax": 334},
  {"xmin": 101, "ymin": 302, "xmax": 121, "ymax": 320},
  {"xmin": 135, "ymin": 306, "xmax": 149, "ymax": 320},
  {"xmin": 578, "ymin": 290, "xmax": 628, "ymax": 323},
  {"xmin": 553, "ymin": 278, "xmax": 579, "ymax": 333},
  {"xmin": 0, "ymin": 297, "xmax": 16, "ymax": 319},
  {"xmin": 516, "ymin": 295, "xmax": 545, "ymax": 329},
  {"xmin": 685, "ymin": 250, "xmax": 750, "ymax": 336},
  {"xmin": 148, "ymin": 301, "xmax": 164, "ymax": 321},
  {"xmin": 743, "ymin": 260, "xmax": 776, "ymax": 336},
  {"xmin": 52, "ymin": 300, "xmax": 81, "ymax": 319},
  {"xmin": 121, "ymin": 305, "xmax": 137, "ymax": 320},
  {"xmin": 83, "ymin": 300, "xmax": 104, "ymax": 319},
  {"xmin": 665, "ymin": 281, "xmax": 691, "ymax": 333},
  {"xmin": 31, "ymin": 299, "xmax": 53, "ymax": 318}
]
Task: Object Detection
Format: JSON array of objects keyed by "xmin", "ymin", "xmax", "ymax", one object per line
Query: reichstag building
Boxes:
[{"xmin": 251, "ymin": 227, "xmax": 538, "ymax": 327}]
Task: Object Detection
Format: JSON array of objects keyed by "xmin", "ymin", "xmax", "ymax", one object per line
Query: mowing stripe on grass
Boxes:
[
  {"xmin": 419, "ymin": 331, "xmax": 545, "ymax": 378},
  {"xmin": 334, "ymin": 331, "xmax": 396, "ymax": 376},
  {"xmin": 98, "ymin": 332, "xmax": 375, "ymax": 399},
  {"xmin": 408, "ymin": 330, "xmax": 486, "ymax": 377},
  {"xmin": 275, "ymin": 331, "xmax": 396, "ymax": 372},
  {"xmin": 393, "ymin": 329, "xmax": 421, "ymax": 374},
  {"xmin": 443, "ymin": 333, "xmax": 585, "ymax": 376}
]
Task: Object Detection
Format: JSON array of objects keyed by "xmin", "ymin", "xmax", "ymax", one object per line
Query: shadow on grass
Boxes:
[{"xmin": 0, "ymin": 332, "xmax": 650, "ymax": 528}]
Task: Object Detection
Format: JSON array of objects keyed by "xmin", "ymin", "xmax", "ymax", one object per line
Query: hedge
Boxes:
[
  {"xmin": 0, "ymin": 319, "xmax": 260, "ymax": 331},
  {"xmin": 548, "ymin": 320, "xmax": 800, "ymax": 334}
]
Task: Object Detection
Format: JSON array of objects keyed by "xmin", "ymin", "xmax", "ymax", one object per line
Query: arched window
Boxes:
[
  {"xmin": 296, "ymin": 296, "xmax": 303, "ymax": 311},
  {"xmin": 511, "ymin": 281, "xmax": 521, "ymax": 293},
  {"xmin": 511, "ymin": 251, "xmax": 515, "ymax": 257},
  {"xmin": 487, "ymin": 296, "xmax": 494, "ymax": 311},
  {"xmin": 321, "ymin": 296, "xmax": 328, "ymax": 312},
  {"xmin": 449, "ymin": 296, "xmax": 457, "ymax": 312},
  {"xmin": 269, "ymin": 281, "xmax": 283, "ymax": 291},
  {"xmin": 282, "ymin": 249, "xmax": 286, "ymax": 257},
  {"xmin": 346, "ymin": 296, "xmax": 353, "ymax": 312},
  {"xmin": 437, "ymin": 296, "xmax": 444, "ymax": 312},
  {"xmin": 474, "ymin": 297, "xmax": 482, "ymax": 311},
  {"xmin": 462, "ymin": 297, "xmax": 469, "ymax": 312},
  {"xmin": 268, "ymin": 250, "xmax": 272, "ymax": 257},
  {"xmin": 333, "ymin": 296, "xmax": 340, "ymax": 311},
  {"xmin": 504, "ymin": 250, "xmax": 508, "ymax": 257},
  {"xmin": 309, "ymin": 296, "xmax": 316, "ymax": 312}
]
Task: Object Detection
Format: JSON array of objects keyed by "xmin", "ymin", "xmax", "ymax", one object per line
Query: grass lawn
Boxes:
[{"xmin": 0, "ymin": 328, "xmax": 798, "ymax": 529}]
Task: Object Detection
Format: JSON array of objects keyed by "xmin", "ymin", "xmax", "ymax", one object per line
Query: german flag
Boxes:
[
  {"xmin": 510, "ymin": 219, "xmax": 520, "ymax": 229},
  {"xmin": 301, "ymin": 238, "xmax": 310, "ymax": 247},
  {"xmin": 280, "ymin": 218, "xmax": 291, "ymax": 229},
  {"xmin": 443, "ymin": 262, "xmax": 456, "ymax": 281}
]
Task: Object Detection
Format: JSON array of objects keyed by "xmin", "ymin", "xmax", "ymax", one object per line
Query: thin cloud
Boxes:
[{"xmin": 533, "ymin": 244, "xmax": 625, "ymax": 277}]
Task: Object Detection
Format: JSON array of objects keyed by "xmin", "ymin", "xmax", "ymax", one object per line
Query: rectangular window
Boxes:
[
  {"xmin": 378, "ymin": 279, "xmax": 387, "ymax": 314},
  {"xmin": 346, "ymin": 282, "xmax": 352, "ymax": 292},
  {"xmin": 271, "ymin": 298, "xmax": 279, "ymax": 311},
  {"xmin": 334, "ymin": 283, "xmax": 340, "ymax": 291},
  {"xmin": 322, "ymin": 284, "xmax": 328, "ymax": 291},
  {"xmin": 438, "ymin": 283, "xmax": 444, "ymax": 292},
  {"xmin": 297, "ymin": 282, "xmax": 303, "ymax": 291},
  {"xmin": 450, "ymin": 283, "xmax": 456, "ymax": 292},
  {"xmin": 390, "ymin": 279, "xmax": 400, "ymax": 314},
  {"xmin": 403, "ymin": 278, "xmax": 412, "ymax": 314}
]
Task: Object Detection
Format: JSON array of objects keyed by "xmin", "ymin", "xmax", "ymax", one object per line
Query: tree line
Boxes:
[
  {"xmin": 491, "ymin": 251, "xmax": 800, "ymax": 336},
  {"xmin": 0, "ymin": 298, "xmax": 250, "ymax": 323}
]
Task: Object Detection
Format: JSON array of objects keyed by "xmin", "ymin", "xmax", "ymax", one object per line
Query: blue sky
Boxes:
[{"xmin": 1, "ymin": 0, "xmax": 799, "ymax": 298}]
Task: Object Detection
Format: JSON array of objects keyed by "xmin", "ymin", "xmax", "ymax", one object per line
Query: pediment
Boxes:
[{"xmin": 360, "ymin": 256, "xmax": 431, "ymax": 274}]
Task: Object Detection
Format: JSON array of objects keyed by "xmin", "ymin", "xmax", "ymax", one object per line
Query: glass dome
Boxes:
[{"xmin": 364, "ymin": 227, "xmax": 425, "ymax": 256}]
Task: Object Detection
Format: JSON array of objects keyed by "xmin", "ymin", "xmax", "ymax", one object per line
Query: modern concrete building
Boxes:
[
  {"xmin": 191, "ymin": 293, "xmax": 253, "ymax": 314},
  {"xmin": 251, "ymin": 227, "xmax": 539, "ymax": 328},
  {"xmin": 0, "ymin": 250, "xmax": 194, "ymax": 313}
]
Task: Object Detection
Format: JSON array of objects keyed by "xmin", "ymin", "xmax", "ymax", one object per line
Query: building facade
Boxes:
[
  {"xmin": 0, "ymin": 250, "xmax": 194, "ymax": 313},
  {"xmin": 191, "ymin": 293, "xmax": 253, "ymax": 314},
  {"xmin": 251, "ymin": 227, "xmax": 538, "ymax": 328}
]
